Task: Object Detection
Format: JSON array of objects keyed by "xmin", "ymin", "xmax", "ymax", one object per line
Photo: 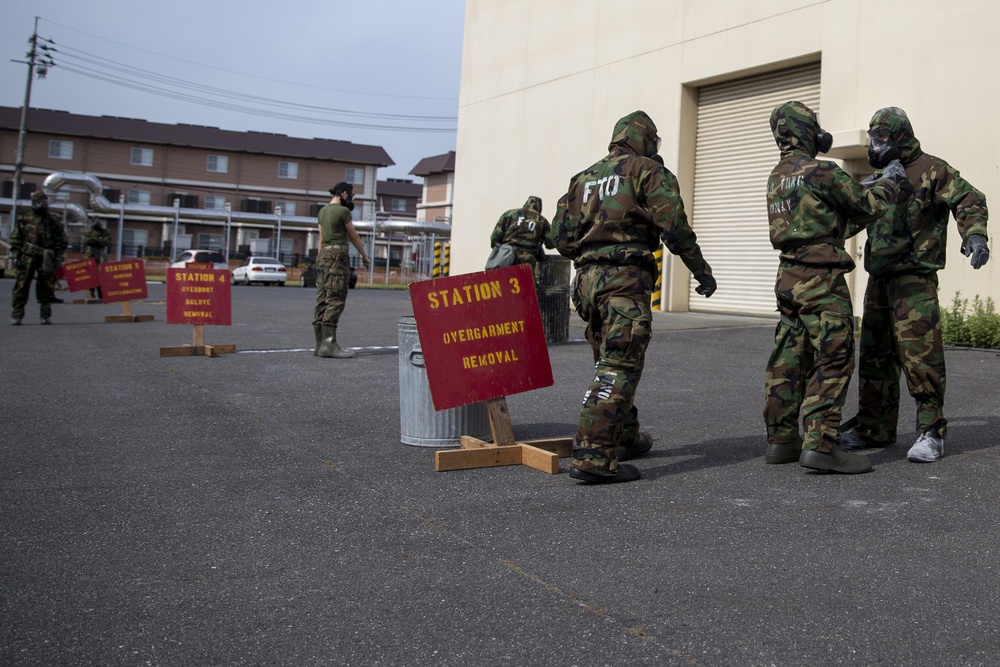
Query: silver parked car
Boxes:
[{"xmin": 232, "ymin": 256, "xmax": 288, "ymax": 286}]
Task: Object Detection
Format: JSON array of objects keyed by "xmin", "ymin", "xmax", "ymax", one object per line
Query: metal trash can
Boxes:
[
  {"xmin": 398, "ymin": 315, "xmax": 492, "ymax": 447},
  {"xmin": 537, "ymin": 255, "xmax": 571, "ymax": 344}
]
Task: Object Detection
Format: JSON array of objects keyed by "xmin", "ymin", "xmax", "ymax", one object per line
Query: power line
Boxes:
[
  {"xmin": 40, "ymin": 17, "xmax": 458, "ymax": 103},
  {"xmin": 51, "ymin": 41, "xmax": 457, "ymax": 124},
  {"xmin": 23, "ymin": 21, "xmax": 458, "ymax": 134}
]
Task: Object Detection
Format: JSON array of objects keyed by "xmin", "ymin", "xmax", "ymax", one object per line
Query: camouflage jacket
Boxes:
[
  {"xmin": 767, "ymin": 101, "xmax": 905, "ymax": 269},
  {"xmin": 83, "ymin": 226, "xmax": 111, "ymax": 260},
  {"xmin": 863, "ymin": 107, "xmax": 989, "ymax": 276},
  {"xmin": 11, "ymin": 209, "xmax": 68, "ymax": 263},
  {"xmin": 549, "ymin": 110, "xmax": 711, "ymax": 277},
  {"xmin": 491, "ymin": 196, "xmax": 553, "ymax": 254}
]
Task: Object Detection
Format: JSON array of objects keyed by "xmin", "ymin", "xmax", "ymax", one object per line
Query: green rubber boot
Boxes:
[
  {"xmin": 313, "ymin": 324, "xmax": 322, "ymax": 356},
  {"xmin": 318, "ymin": 325, "xmax": 355, "ymax": 359}
]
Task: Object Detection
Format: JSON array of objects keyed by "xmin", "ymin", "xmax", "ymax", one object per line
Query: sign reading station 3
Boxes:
[{"xmin": 409, "ymin": 263, "xmax": 553, "ymax": 411}]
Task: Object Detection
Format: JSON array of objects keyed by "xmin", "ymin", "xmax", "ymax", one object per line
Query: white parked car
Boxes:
[
  {"xmin": 232, "ymin": 256, "xmax": 287, "ymax": 286},
  {"xmin": 169, "ymin": 250, "xmax": 228, "ymax": 271}
]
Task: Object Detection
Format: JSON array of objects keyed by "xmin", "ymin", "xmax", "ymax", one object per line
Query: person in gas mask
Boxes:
[
  {"xmin": 488, "ymin": 195, "xmax": 553, "ymax": 280},
  {"xmin": 841, "ymin": 107, "xmax": 990, "ymax": 463},
  {"xmin": 313, "ymin": 181, "xmax": 371, "ymax": 358},
  {"xmin": 763, "ymin": 101, "xmax": 911, "ymax": 474},
  {"xmin": 83, "ymin": 218, "xmax": 111, "ymax": 299},
  {"xmin": 10, "ymin": 191, "xmax": 68, "ymax": 325},
  {"xmin": 549, "ymin": 110, "xmax": 717, "ymax": 484}
]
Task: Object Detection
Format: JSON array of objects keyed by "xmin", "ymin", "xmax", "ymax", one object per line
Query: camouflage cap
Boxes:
[
  {"xmin": 523, "ymin": 195, "xmax": 542, "ymax": 214},
  {"xmin": 31, "ymin": 190, "xmax": 48, "ymax": 204}
]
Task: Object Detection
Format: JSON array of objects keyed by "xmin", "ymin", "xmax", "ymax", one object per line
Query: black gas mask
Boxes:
[
  {"xmin": 341, "ymin": 191, "xmax": 355, "ymax": 212},
  {"xmin": 867, "ymin": 126, "xmax": 901, "ymax": 169}
]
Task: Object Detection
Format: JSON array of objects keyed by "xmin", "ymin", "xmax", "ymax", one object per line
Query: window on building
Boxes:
[
  {"xmin": 391, "ymin": 198, "xmax": 407, "ymax": 212},
  {"xmin": 206, "ymin": 155, "xmax": 229, "ymax": 173},
  {"xmin": 127, "ymin": 190, "xmax": 151, "ymax": 205},
  {"xmin": 121, "ymin": 229, "xmax": 148, "ymax": 258},
  {"xmin": 197, "ymin": 233, "xmax": 223, "ymax": 250},
  {"xmin": 275, "ymin": 200, "xmax": 296, "ymax": 216},
  {"xmin": 204, "ymin": 195, "xmax": 226, "ymax": 210},
  {"xmin": 48, "ymin": 140, "xmax": 74, "ymax": 160},
  {"xmin": 278, "ymin": 161, "xmax": 298, "ymax": 179},
  {"xmin": 131, "ymin": 147, "xmax": 154, "ymax": 167},
  {"xmin": 345, "ymin": 167, "xmax": 364, "ymax": 186}
]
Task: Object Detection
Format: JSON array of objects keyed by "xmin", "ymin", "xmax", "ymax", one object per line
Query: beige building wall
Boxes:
[
  {"xmin": 418, "ymin": 173, "xmax": 454, "ymax": 223},
  {"xmin": 452, "ymin": 0, "xmax": 999, "ymax": 311}
]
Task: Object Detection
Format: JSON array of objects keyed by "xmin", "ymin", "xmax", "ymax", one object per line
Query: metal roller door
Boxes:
[{"xmin": 688, "ymin": 63, "xmax": 821, "ymax": 314}]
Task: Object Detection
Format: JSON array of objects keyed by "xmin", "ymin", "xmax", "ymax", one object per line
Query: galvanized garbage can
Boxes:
[
  {"xmin": 398, "ymin": 315, "xmax": 492, "ymax": 447},
  {"xmin": 537, "ymin": 255, "xmax": 571, "ymax": 344}
]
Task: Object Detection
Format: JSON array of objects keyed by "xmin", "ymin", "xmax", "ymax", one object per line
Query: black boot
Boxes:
[{"xmin": 313, "ymin": 324, "xmax": 322, "ymax": 356}]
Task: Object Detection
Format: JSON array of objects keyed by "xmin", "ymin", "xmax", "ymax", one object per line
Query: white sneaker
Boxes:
[{"xmin": 907, "ymin": 428, "xmax": 944, "ymax": 463}]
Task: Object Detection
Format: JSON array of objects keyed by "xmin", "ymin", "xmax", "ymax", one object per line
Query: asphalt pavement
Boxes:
[{"xmin": 2, "ymin": 279, "xmax": 999, "ymax": 666}]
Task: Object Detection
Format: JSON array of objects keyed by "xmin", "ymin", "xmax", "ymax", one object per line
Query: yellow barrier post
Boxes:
[
  {"xmin": 432, "ymin": 242, "xmax": 442, "ymax": 278},
  {"xmin": 443, "ymin": 242, "xmax": 451, "ymax": 276},
  {"xmin": 651, "ymin": 246, "xmax": 664, "ymax": 311}
]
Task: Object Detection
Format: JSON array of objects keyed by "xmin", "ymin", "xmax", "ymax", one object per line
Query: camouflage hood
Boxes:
[
  {"xmin": 869, "ymin": 106, "xmax": 922, "ymax": 164},
  {"xmin": 608, "ymin": 110, "xmax": 658, "ymax": 157},
  {"xmin": 523, "ymin": 195, "xmax": 543, "ymax": 214},
  {"xmin": 770, "ymin": 101, "xmax": 822, "ymax": 157}
]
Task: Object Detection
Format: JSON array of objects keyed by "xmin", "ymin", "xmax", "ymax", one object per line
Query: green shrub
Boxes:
[{"xmin": 941, "ymin": 292, "xmax": 1000, "ymax": 349}]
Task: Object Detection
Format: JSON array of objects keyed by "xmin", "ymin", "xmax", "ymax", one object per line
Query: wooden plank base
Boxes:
[
  {"xmin": 105, "ymin": 314, "xmax": 155, "ymax": 323},
  {"xmin": 158, "ymin": 343, "xmax": 237, "ymax": 358},
  {"xmin": 435, "ymin": 436, "xmax": 573, "ymax": 474}
]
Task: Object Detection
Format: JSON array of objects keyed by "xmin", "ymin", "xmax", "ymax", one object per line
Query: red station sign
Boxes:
[
  {"xmin": 62, "ymin": 258, "xmax": 100, "ymax": 292},
  {"xmin": 99, "ymin": 260, "xmax": 148, "ymax": 303},
  {"xmin": 409, "ymin": 263, "xmax": 553, "ymax": 411},
  {"xmin": 166, "ymin": 267, "xmax": 232, "ymax": 326}
]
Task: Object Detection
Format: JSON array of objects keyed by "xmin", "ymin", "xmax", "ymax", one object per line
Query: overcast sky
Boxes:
[{"xmin": 0, "ymin": 0, "xmax": 465, "ymax": 182}]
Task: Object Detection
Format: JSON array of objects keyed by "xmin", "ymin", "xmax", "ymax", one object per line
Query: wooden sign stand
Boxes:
[
  {"xmin": 434, "ymin": 396, "xmax": 573, "ymax": 474},
  {"xmin": 105, "ymin": 301, "xmax": 154, "ymax": 323},
  {"xmin": 159, "ymin": 324, "xmax": 236, "ymax": 358}
]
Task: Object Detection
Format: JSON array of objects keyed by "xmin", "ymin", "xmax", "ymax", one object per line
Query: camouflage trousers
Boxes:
[
  {"xmin": 313, "ymin": 245, "xmax": 350, "ymax": 327},
  {"xmin": 571, "ymin": 264, "xmax": 653, "ymax": 474},
  {"xmin": 11, "ymin": 258, "xmax": 56, "ymax": 320},
  {"xmin": 511, "ymin": 249, "xmax": 543, "ymax": 284},
  {"xmin": 763, "ymin": 261, "xmax": 854, "ymax": 452},
  {"xmin": 853, "ymin": 273, "xmax": 946, "ymax": 440}
]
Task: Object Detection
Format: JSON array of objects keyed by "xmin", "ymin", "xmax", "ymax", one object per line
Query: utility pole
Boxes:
[{"xmin": 10, "ymin": 17, "xmax": 55, "ymax": 229}]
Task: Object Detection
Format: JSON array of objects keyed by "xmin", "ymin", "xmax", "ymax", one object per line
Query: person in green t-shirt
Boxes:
[{"xmin": 313, "ymin": 181, "xmax": 371, "ymax": 358}]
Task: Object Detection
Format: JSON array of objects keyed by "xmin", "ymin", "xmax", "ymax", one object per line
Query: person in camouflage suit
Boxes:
[
  {"xmin": 763, "ymin": 101, "xmax": 911, "ymax": 474},
  {"xmin": 83, "ymin": 219, "xmax": 111, "ymax": 298},
  {"xmin": 313, "ymin": 182, "xmax": 371, "ymax": 359},
  {"xmin": 549, "ymin": 110, "xmax": 717, "ymax": 484},
  {"xmin": 842, "ymin": 107, "xmax": 990, "ymax": 463},
  {"xmin": 10, "ymin": 191, "xmax": 68, "ymax": 325},
  {"xmin": 489, "ymin": 196, "xmax": 553, "ymax": 279}
]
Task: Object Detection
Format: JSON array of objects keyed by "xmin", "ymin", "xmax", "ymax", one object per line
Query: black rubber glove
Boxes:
[
  {"xmin": 12, "ymin": 252, "xmax": 25, "ymax": 270},
  {"xmin": 879, "ymin": 159, "xmax": 907, "ymax": 184},
  {"xmin": 963, "ymin": 234, "xmax": 990, "ymax": 269},
  {"xmin": 694, "ymin": 274, "xmax": 717, "ymax": 298}
]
